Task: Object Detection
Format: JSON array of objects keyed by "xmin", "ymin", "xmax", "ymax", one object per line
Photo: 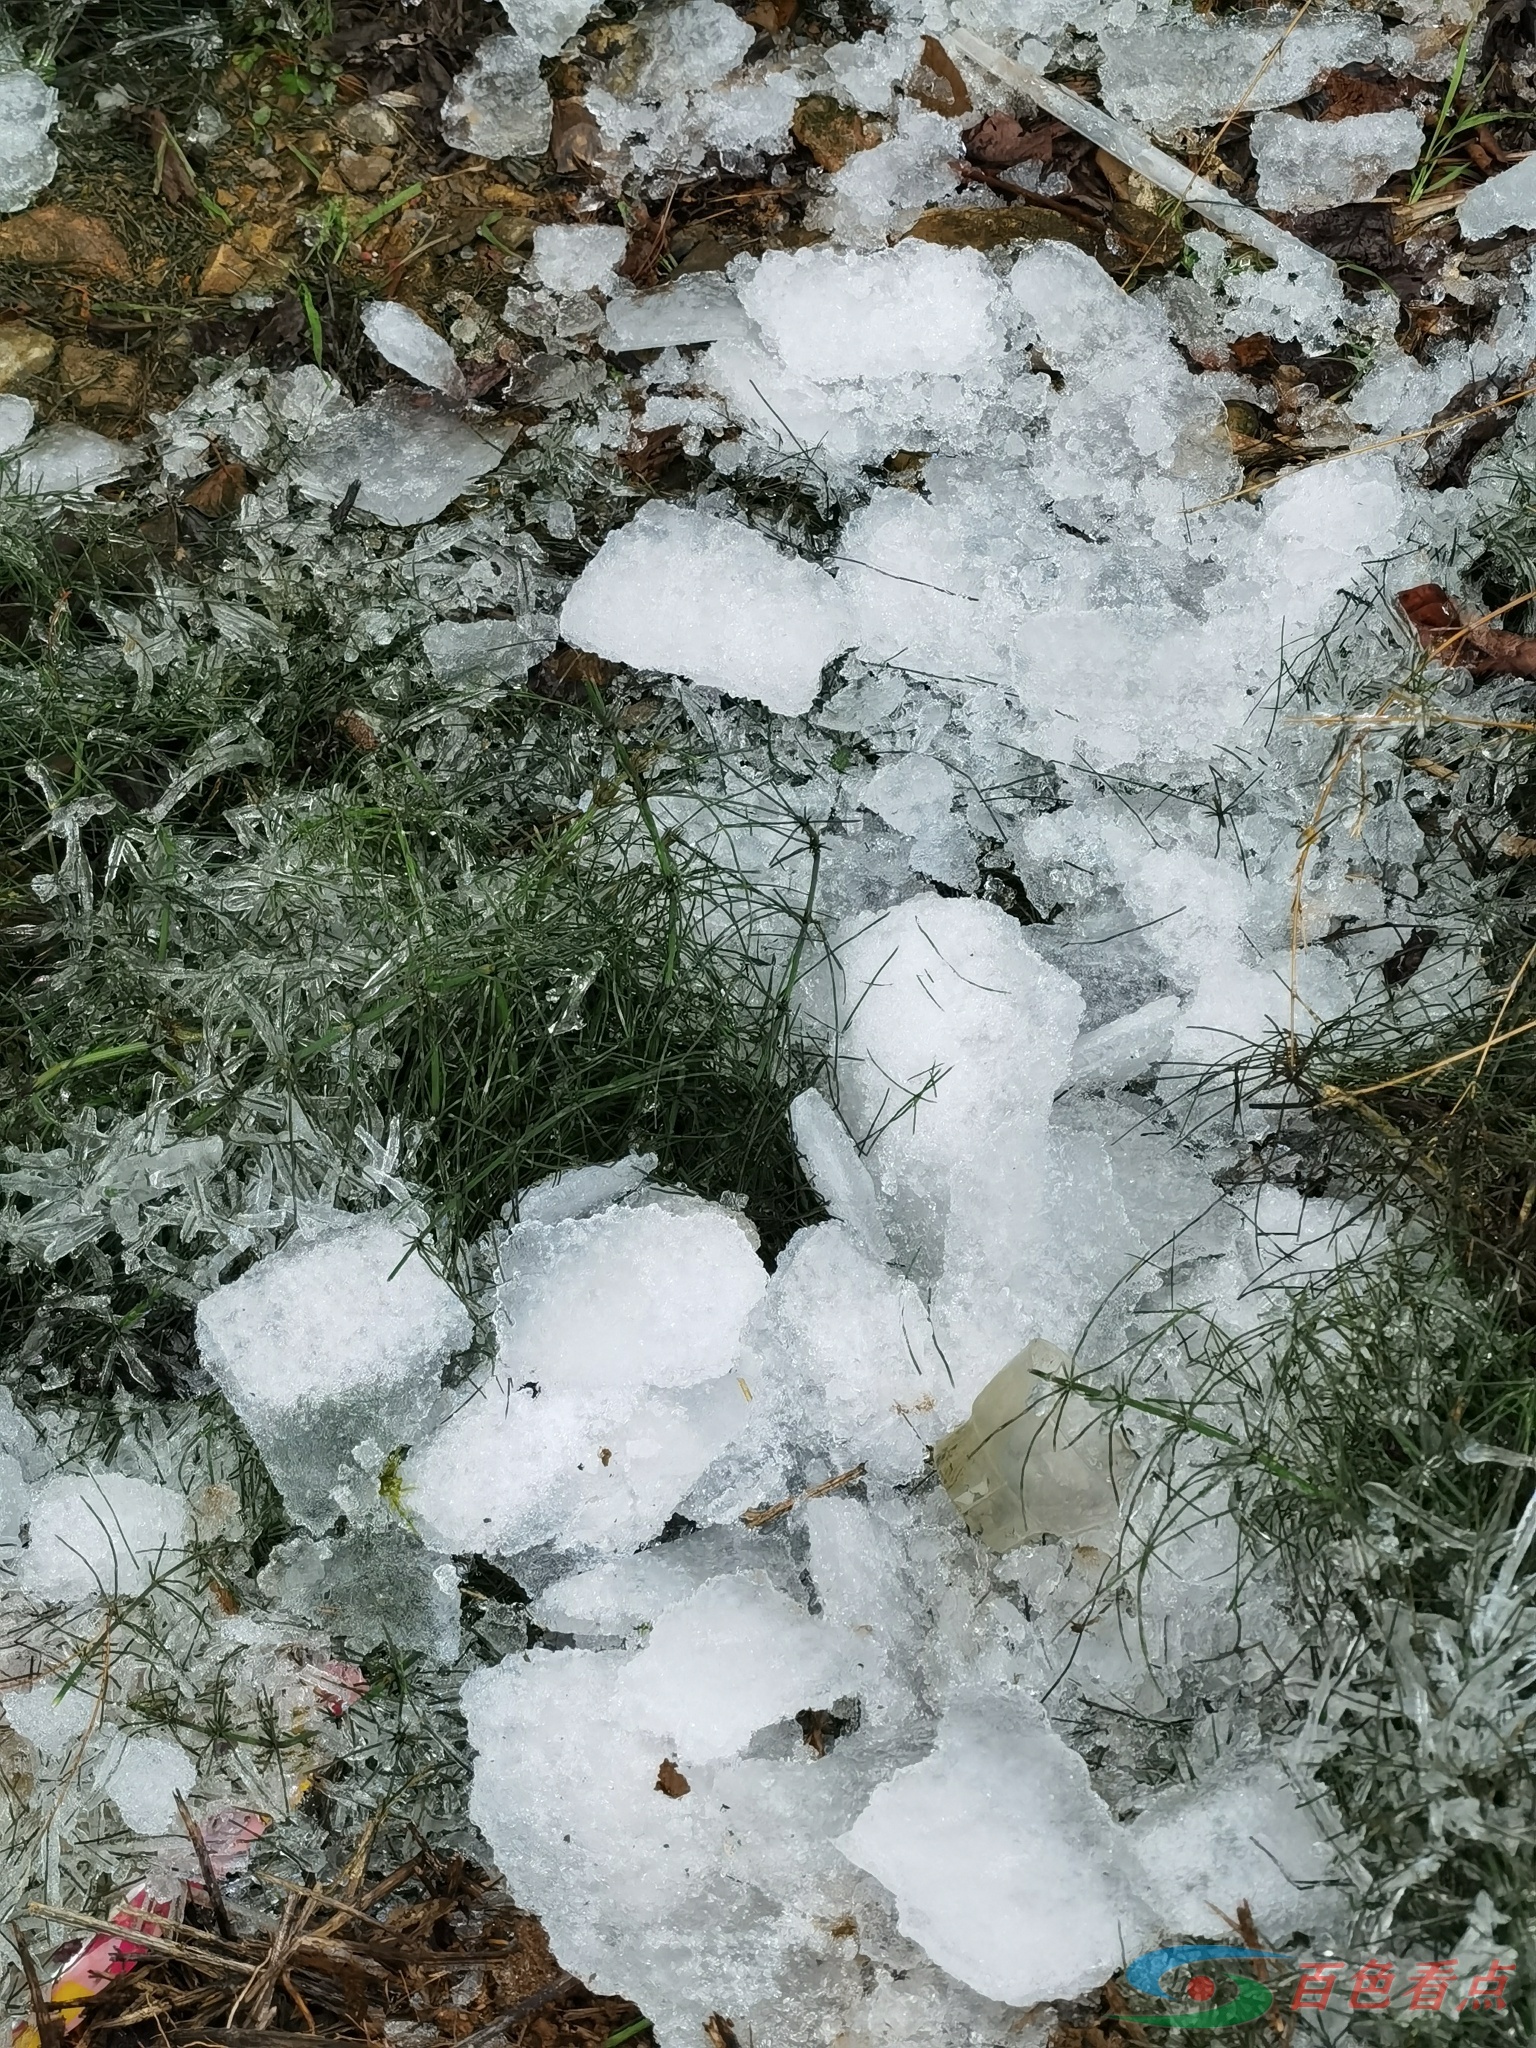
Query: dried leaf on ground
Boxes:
[
  {"xmin": 655, "ymin": 1758, "xmax": 690, "ymax": 1798},
  {"xmin": 792, "ymin": 96, "xmax": 882, "ymax": 173},
  {"xmin": 0, "ymin": 205, "xmax": 133, "ymax": 279},
  {"xmin": 905, "ymin": 204, "xmax": 1101, "ymax": 255},
  {"xmin": 147, "ymin": 110, "xmax": 198, "ymax": 206},
  {"xmin": 963, "ymin": 113, "xmax": 1064, "ymax": 168},
  {"xmin": 58, "ymin": 342, "xmax": 142, "ymax": 412},
  {"xmin": 184, "ymin": 460, "xmax": 253, "ymax": 518},
  {"xmin": 550, "ymin": 98, "xmax": 603, "ymax": 176},
  {"xmin": 909, "ymin": 36, "xmax": 971, "ymax": 117},
  {"xmin": 1399, "ymin": 581, "xmax": 1536, "ymax": 679}
]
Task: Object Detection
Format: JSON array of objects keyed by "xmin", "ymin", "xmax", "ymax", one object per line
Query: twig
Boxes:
[
  {"xmin": 176, "ymin": 1792, "xmax": 235, "ymax": 1942},
  {"xmin": 742, "ymin": 1463, "xmax": 866, "ymax": 1529}
]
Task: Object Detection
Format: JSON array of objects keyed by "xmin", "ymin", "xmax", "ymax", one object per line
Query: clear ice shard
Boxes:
[
  {"xmin": 361, "ymin": 301, "xmax": 467, "ymax": 401},
  {"xmin": 195, "ymin": 1212, "xmax": 473, "ymax": 1533}
]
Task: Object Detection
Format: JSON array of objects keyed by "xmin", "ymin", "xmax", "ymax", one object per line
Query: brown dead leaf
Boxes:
[
  {"xmin": 183, "ymin": 459, "xmax": 252, "ymax": 517},
  {"xmin": 792, "ymin": 95, "xmax": 882, "ymax": 173},
  {"xmin": 0, "ymin": 204, "xmax": 133, "ymax": 279},
  {"xmin": 550, "ymin": 96, "xmax": 602, "ymax": 176},
  {"xmin": 335, "ymin": 709, "xmax": 380, "ymax": 752},
  {"xmin": 58, "ymin": 341, "xmax": 142, "ymax": 412},
  {"xmin": 1398, "ymin": 582, "xmax": 1536, "ymax": 679},
  {"xmin": 1497, "ymin": 831, "xmax": 1536, "ymax": 858},
  {"xmin": 1312, "ymin": 66, "xmax": 1417, "ymax": 119},
  {"xmin": 743, "ymin": 0, "xmax": 798, "ymax": 26},
  {"xmin": 654, "ymin": 1758, "xmax": 690, "ymax": 1799},
  {"xmin": 198, "ymin": 243, "xmax": 257, "ymax": 295},
  {"xmin": 703, "ymin": 2018, "xmax": 742, "ymax": 2048},
  {"xmin": 964, "ymin": 112, "xmax": 1063, "ymax": 168},
  {"xmin": 909, "ymin": 36, "xmax": 971, "ymax": 117},
  {"xmin": 1105, "ymin": 198, "xmax": 1184, "ymax": 267},
  {"xmin": 147, "ymin": 109, "xmax": 198, "ymax": 206},
  {"xmin": 905, "ymin": 204, "xmax": 1100, "ymax": 255}
]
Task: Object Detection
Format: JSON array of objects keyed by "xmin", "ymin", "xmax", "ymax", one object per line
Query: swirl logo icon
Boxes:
[{"xmin": 1125, "ymin": 1945, "xmax": 1289, "ymax": 2029}]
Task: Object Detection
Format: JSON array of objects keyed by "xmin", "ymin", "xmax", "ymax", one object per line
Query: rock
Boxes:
[
  {"xmin": 58, "ymin": 340, "xmax": 142, "ymax": 412},
  {"xmin": 791, "ymin": 94, "xmax": 882, "ymax": 173},
  {"xmin": 904, "ymin": 204, "xmax": 1101, "ymax": 256},
  {"xmin": 338, "ymin": 148, "xmax": 393, "ymax": 194},
  {"xmin": 338, "ymin": 103, "xmax": 399, "ymax": 148},
  {"xmin": 0, "ymin": 320, "xmax": 56, "ymax": 390},
  {"xmin": 0, "ymin": 204, "xmax": 132, "ymax": 278}
]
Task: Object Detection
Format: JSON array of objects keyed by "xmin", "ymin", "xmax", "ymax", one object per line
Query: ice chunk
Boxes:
[
  {"xmin": 441, "ymin": 36, "xmax": 550, "ymax": 159},
  {"xmin": 623, "ymin": 0, "xmax": 754, "ymax": 101},
  {"xmin": 195, "ymin": 1213, "xmax": 473, "ymax": 1532},
  {"xmin": 1099, "ymin": 11, "xmax": 1384, "ymax": 134},
  {"xmin": 935, "ymin": 1339, "xmax": 1129, "ymax": 1551},
  {"xmin": 0, "ymin": 56, "xmax": 59, "ymax": 213},
  {"xmin": 1459, "ymin": 155, "xmax": 1536, "ymax": 242},
  {"xmin": 828, "ymin": 895, "xmax": 1084, "ymax": 1276},
  {"xmin": 738, "ymin": 242, "xmax": 1002, "ymax": 383},
  {"xmin": 420, "ymin": 616, "xmax": 552, "ymax": 684},
  {"xmin": 559, "ymin": 501, "xmax": 851, "ymax": 715},
  {"xmin": 618, "ymin": 1573, "xmax": 864, "ymax": 1762},
  {"xmin": 0, "ymin": 391, "xmax": 33, "ymax": 452},
  {"xmin": 789, "ymin": 1088, "xmax": 893, "ymax": 1264},
  {"xmin": 1130, "ymin": 1758, "xmax": 1346, "ymax": 1943},
  {"xmin": 3, "ymin": 1678, "xmax": 95, "ymax": 1755},
  {"xmin": 502, "ymin": 0, "xmax": 594, "ymax": 55},
  {"xmin": 1252, "ymin": 109, "xmax": 1422, "ymax": 212},
  {"xmin": 839, "ymin": 1692, "xmax": 1159, "ymax": 2005},
  {"xmin": 407, "ymin": 1201, "xmax": 766, "ymax": 1555},
  {"xmin": 8, "ymin": 426, "xmax": 132, "ymax": 496},
  {"xmin": 0, "ymin": 1448, "xmax": 25, "ymax": 1545},
  {"xmin": 822, "ymin": 29, "xmax": 921, "ymax": 112},
  {"xmin": 21, "ymin": 1473, "xmax": 189, "ymax": 1601},
  {"xmin": 361, "ymin": 301, "xmax": 466, "ymax": 401},
  {"xmin": 532, "ymin": 222, "xmax": 629, "ymax": 294},
  {"xmin": 289, "ymin": 392, "xmax": 510, "ymax": 525},
  {"xmin": 101, "ymin": 1732, "xmax": 196, "ymax": 1834},
  {"xmin": 602, "ymin": 273, "xmax": 751, "ymax": 349},
  {"xmin": 861, "ymin": 752, "xmax": 954, "ymax": 836},
  {"xmin": 258, "ymin": 1525, "xmax": 461, "ymax": 1662},
  {"xmin": 511, "ymin": 1150, "xmax": 658, "ymax": 1225}
]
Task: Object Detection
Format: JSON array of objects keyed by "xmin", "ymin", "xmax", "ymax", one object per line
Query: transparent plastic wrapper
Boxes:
[{"xmin": 934, "ymin": 1338, "xmax": 1131, "ymax": 1550}]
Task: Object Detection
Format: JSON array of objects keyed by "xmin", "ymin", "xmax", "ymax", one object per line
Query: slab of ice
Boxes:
[
  {"xmin": 0, "ymin": 392, "xmax": 34, "ymax": 452},
  {"xmin": 501, "ymin": 0, "xmax": 594, "ymax": 55},
  {"xmin": 0, "ymin": 56, "xmax": 59, "ymax": 213},
  {"xmin": 21, "ymin": 1473, "xmax": 189, "ymax": 1602},
  {"xmin": 407, "ymin": 1201, "xmax": 766, "ymax": 1555},
  {"xmin": 1099, "ymin": 11, "xmax": 1384, "ymax": 134},
  {"xmin": 8, "ymin": 426, "xmax": 132, "ymax": 496},
  {"xmin": 789, "ymin": 1088, "xmax": 893, "ymax": 1264},
  {"xmin": 532, "ymin": 222, "xmax": 629, "ymax": 295},
  {"xmin": 258, "ymin": 1525, "xmax": 462, "ymax": 1662},
  {"xmin": 1459, "ymin": 155, "xmax": 1536, "ymax": 242},
  {"xmin": 511, "ymin": 1150, "xmax": 658, "ymax": 1225},
  {"xmin": 603, "ymin": 274, "xmax": 751, "ymax": 349},
  {"xmin": 0, "ymin": 1447, "xmax": 25, "ymax": 1545},
  {"xmin": 828, "ymin": 894, "xmax": 1083, "ymax": 1276},
  {"xmin": 196, "ymin": 1214, "xmax": 473, "ymax": 1532},
  {"xmin": 361, "ymin": 301, "xmax": 466, "ymax": 402},
  {"xmin": 838, "ymin": 1692, "xmax": 1159, "ymax": 2004},
  {"xmin": 3, "ymin": 1677, "xmax": 96, "ymax": 1755},
  {"xmin": 739, "ymin": 242, "xmax": 1001, "ymax": 383},
  {"xmin": 1252, "ymin": 109, "xmax": 1423, "ymax": 212},
  {"xmin": 441, "ymin": 36, "xmax": 550, "ymax": 159},
  {"xmin": 618, "ymin": 1574, "xmax": 865, "ymax": 1762},
  {"xmin": 102, "ymin": 1732, "xmax": 196, "ymax": 1834},
  {"xmin": 1129, "ymin": 1758, "xmax": 1346, "ymax": 1944},
  {"xmin": 559, "ymin": 501, "xmax": 851, "ymax": 715},
  {"xmin": 289, "ymin": 393, "xmax": 510, "ymax": 525},
  {"xmin": 623, "ymin": 0, "xmax": 754, "ymax": 102}
]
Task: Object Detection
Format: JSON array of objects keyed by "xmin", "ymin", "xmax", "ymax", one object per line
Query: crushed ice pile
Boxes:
[{"xmin": 6, "ymin": 0, "xmax": 1536, "ymax": 2040}]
